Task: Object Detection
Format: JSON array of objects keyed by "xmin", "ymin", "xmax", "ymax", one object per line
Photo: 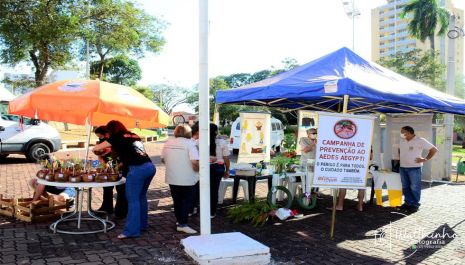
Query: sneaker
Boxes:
[
  {"xmin": 177, "ymin": 225, "xmax": 197, "ymax": 234},
  {"xmin": 399, "ymin": 204, "xmax": 410, "ymax": 210},
  {"xmin": 210, "ymin": 214, "xmax": 216, "ymax": 219}
]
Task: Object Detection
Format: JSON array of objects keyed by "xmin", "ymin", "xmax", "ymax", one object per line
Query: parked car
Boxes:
[
  {"xmin": 229, "ymin": 116, "xmax": 285, "ymax": 154},
  {"xmin": 0, "ymin": 114, "xmax": 61, "ymax": 162}
]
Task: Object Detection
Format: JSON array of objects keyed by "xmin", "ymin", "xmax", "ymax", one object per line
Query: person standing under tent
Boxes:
[
  {"xmin": 399, "ymin": 126, "xmax": 437, "ymax": 212},
  {"xmin": 334, "ymin": 147, "xmax": 373, "ymax": 212},
  {"xmin": 93, "ymin": 120, "xmax": 155, "ymax": 239},
  {"xmin": 299, "ymin": 128, "xmax": 317, "ymax": 166}
]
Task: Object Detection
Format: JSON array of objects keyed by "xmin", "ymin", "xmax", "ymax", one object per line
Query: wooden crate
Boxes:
[
  {"xmin": 0, "ymin": 194, "xmax": 15, "ymax": 217},
  {"xmin": 15, "ymin": 197, "xmax": 70, "ymax": 223}
]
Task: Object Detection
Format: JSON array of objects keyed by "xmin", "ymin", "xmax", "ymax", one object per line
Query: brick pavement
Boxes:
[{"xmin": 1, "ymin": 141, "xmax": 464, "ymax": 264}]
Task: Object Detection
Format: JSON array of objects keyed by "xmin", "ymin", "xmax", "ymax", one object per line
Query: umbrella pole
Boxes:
[{"xmin": 84, "ymin": 118, "xmax": 93, "ymax": 165}]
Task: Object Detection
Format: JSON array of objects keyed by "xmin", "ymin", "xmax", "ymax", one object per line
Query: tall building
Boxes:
[{"xmin": 371, "ymin": 0, "xmax": 464, "ymax": 76}]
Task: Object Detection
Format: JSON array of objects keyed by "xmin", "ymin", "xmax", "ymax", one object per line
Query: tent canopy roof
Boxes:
[{"xmin": 216, "ymin": 47, "xmax": 465, "ymax": 115}]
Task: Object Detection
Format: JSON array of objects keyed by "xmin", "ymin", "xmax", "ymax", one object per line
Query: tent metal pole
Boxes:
[
  {"xmin": 330, "ymin": 94, "xmax": 349, "ymax": 240},
  {"xmin": 213, "ymin": 104, "xmax": 220, "ymax": 126}
]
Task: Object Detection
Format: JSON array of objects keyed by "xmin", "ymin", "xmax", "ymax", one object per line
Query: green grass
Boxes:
[
  {"xmin": 452, "ymin": 145, "xmax": 465, "ymax": 164},
  {"xmin": 131, "ymin": 128, "xmax": 159, "ymax": 137}
]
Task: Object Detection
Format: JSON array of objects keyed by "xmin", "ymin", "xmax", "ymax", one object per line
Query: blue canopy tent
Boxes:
[{"xmin": 216, "ymin": 47, "xmax": 465, "ymax": 115}]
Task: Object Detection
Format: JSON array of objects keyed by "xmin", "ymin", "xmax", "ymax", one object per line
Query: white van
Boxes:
[
  {"xmin": 229, "ymin": 116, "xmax": 285, "ymax": 154},
  {"xmin": 0, "ymin": 114, "xmax": 61, "ymax": 162}
]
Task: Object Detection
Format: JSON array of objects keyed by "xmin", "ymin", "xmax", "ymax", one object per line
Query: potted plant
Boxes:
[
  {"xmin": 282, "ymin": 134, "xmax": 297, "ymax": 158},
  {"xmin": 270, "ymin": 155, "xmax": 291, "ymax": 174}
]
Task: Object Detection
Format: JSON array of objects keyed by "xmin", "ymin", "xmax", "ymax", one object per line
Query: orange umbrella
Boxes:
[{"xmin": 8, "ymin": 80, "xmax": 169, "ymax": 128}]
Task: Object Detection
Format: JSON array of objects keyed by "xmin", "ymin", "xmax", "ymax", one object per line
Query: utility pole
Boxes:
[
  {"xmin": 340, "ymin": 0, "xmax": 361, "ymax": 51},
  {"xmin": 445, "ymin": 14, "xmax": 457, "ymax": 180}
]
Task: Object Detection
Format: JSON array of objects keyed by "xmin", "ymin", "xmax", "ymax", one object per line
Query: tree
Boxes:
[
  {"xmin": 150, "ymin": 84, "xmax": 190, "ymax": 115},
  {"xmin": 0, "ymin": 0, "xmax": 83, "ymax": 86},
  {"xmin": 378, "ymin": 49, "xmax": 445, "ymax": 90},
  {"xmin": 90, "ymin": 55, "xmax": 141, "ymax": 86},
  {"xmin": 132, "ymin": 85, "xmax": 154, "ymax": 101},
  {"xmin": 1, "ymin": 76, "xmax": 36, "ymax": 95},
  {"xmin": 401, "ymin": 0, "xmax": 450, "ymax": 53},
  {"xmin": 85, "ymin": 0, "xmax": 166, "ymax": 79}
]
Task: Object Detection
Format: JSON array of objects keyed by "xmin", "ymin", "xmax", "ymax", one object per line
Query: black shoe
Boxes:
[
  {"xmin": 399, "ymin": 204, "xmax": 410, "ymax": 210},
  {"xmin": 97, "ymin": 207, "xmax": 114, "ymax": 215}
]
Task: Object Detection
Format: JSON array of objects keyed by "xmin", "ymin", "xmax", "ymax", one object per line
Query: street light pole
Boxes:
[
  {"xmin": 445, "ymin": 14, "xmax": 457, "ymax": 181},
  {"xmin": 340, "ymin": 0, "xmax": 361, "ymax": 51}
]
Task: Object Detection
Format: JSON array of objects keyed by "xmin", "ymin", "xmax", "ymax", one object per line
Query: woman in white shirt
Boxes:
[
  {"xmin": 209, "ymin": 123, "xmax": 230, "ymax": 218},
  {"xmin": 161, "ymin": 124, "xmax": 199, "ymax": 234}
]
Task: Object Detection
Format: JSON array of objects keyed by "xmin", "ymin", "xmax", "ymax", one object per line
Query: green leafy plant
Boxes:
[
  {"xmin": 270, "ymin": 155, "xmax": 291, "ymax": 174},
  {"xmin": 227, "ymin": 200, "xmax": 277, "ymax": 226},
  {"xmin": 283, "ymin": 133, "xmax": 296, "ymax": 152}
]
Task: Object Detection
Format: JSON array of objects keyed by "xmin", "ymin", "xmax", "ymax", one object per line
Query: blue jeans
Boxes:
[
  {"xmin": 123, "ymin": 162, "xmax": 156, "ymax": 237},
  {"xmin": 399, "ymin": 167, "xmax": 422, "ymax": 208}
]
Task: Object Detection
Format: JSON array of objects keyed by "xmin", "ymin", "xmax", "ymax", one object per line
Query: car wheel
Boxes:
[
  {"xmin": 275, "ymin": 144, "xmax": 281, "ymax": 153},
  {"xmin": 26, "ymin": 143, "xmax": 50, "ymax": 162}
]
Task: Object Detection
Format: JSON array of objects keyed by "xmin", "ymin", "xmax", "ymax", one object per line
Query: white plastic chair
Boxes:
[{"xmin": 218, "ymin": 178, "xmax": 249, "ymax": 204}]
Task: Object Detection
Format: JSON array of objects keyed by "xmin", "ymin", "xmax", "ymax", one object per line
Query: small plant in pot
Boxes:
[
  {"xmin": 270, "ymin": 155, "xmax": 290, "ymax": 174},
  {"xmin": 282, "ymin": 134, "xmax": 297, "ymax": 158}
]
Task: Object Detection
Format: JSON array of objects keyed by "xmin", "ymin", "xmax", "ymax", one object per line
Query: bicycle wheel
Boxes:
[
  {"xmin": 267, "ymin": 186, "xmax": 293, "ymax": 209},
  {"xmin": 448, "ymin": 29, "xmax": 459, "ymax": 39},
  {"xmin": 172, "ymin": 114, "xmax": 185, "ymax": 125}
]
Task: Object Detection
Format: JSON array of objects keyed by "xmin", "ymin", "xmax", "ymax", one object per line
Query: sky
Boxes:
[
  {"xmin": 2, "ymin": 0, "xmax": 465, "ymax": 112},
  {"xmin": 137, "ymin": 0, "xmax": 465, "ymax": 89}
]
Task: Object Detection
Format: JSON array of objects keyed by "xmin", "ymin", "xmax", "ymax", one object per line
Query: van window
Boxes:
[
  {"xmin": 272, "ymin": 123, "xmax": 276, "ymax": 131},
  {"xmin": 236, "ymin": 122, "xmax": 240, "ymax": 130}
]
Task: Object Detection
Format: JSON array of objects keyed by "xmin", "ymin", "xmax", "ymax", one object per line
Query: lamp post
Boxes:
[
  {"xmin": 445, "ymin": 14, "xmax": 457, "ymax": 181},
  {"xmin": 340, "ymin": 0, "xmax": 361, "ymax": 51}
]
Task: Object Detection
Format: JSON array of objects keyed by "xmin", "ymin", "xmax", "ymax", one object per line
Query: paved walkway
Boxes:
[{"xmin": 0, "ymin": 141, "xmax": 464, "ymax": 264}]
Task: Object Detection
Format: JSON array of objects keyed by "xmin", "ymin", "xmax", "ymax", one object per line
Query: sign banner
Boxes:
[
  {"xmin": 297, "ymin": 110, "xmax": 319, "ymax": 155},
  {"xmin": 237, "ymin": 112, "xmax": 271, "ymax": 163},
  {"xmin": 313, "ymin": 112, "xmax": 374, "ymax": 189}
]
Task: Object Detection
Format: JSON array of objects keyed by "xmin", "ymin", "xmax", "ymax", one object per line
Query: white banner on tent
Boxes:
[
  {"xmin": 313, "ymin": 112, "xmax": 374, "ymax": 189},
  {"xmin": 296, "ymin": 110, "xmax": 319, "ymax": 155},
  {"xmin": 237, "ymin": 112, "xmax": 271, "ymax": 163}
]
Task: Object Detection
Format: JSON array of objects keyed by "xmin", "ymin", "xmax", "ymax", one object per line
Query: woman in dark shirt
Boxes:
[
  {"xmin": 93, "ymin": 120, "xmax": 156, "ymax": 239},
  {"xmin": 94, "ymin": 126, "xmax": 127, "ymax": 218}
]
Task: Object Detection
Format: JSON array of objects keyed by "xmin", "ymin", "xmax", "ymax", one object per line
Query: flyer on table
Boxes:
[{"xmin": 313, "ymin": 112, "xmax": 374, "ymax": 189}]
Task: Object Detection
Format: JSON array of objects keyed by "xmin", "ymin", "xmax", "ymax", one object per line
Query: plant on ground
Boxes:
[{"xmin": 227, "ymin": 200, "xmax": 277, "ymax": 226}]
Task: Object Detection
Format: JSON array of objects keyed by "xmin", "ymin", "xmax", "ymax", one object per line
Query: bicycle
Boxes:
[
  {"xmin": 447, "ymin": 26, "xmax": 465, "ymax": 39},
  {"xmin": 172, "ymin": 114, "xmax": 186, "ymax": 125}
]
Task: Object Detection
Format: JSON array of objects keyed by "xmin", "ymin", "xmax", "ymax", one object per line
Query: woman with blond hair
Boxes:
[{"xmin": 162, "ymin": 124, "xmax": 199, "ymax": 234}]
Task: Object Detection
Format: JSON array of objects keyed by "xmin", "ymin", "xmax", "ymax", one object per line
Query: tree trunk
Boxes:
[
  {"xmin": 29, "ymin": 49, "xmax": 50, "ymax": 87},
  {"xmin": 429, "ymin": 35, "xmax": 435, "ymax": 55},
  {"xmin": 98, "ymin": 54, "xmax": 105, "ymax": 80}
]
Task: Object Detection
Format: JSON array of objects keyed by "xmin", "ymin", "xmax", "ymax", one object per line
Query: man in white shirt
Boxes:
[{"xmin": 399, "ymin": 126, "xmax": 437, "ymax": 211}]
